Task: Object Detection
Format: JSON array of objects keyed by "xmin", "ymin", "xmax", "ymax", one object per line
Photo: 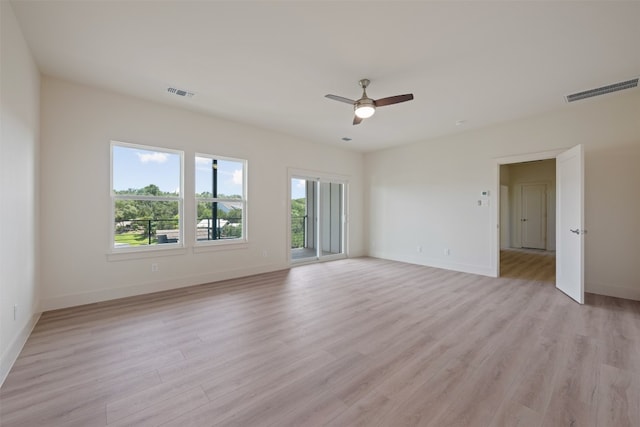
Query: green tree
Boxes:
[
  {"xmin": 114, "ymin": 184, "xmax": 180, "ymax": 238},
  {"xmin": 138, "ymin": 184, "xmax": 161, "ymax": 196}
]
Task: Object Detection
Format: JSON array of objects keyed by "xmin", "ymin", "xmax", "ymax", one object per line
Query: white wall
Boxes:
[
  {"xmin": 39, "ymin": 77, "xmax": 364, "ymax": 310},
  {"xmin": 0, "ymin": 1, "xmax": 41, "ymax": 384},
  {"xmin": 365, "ymin": 89, "xmax": 640, "ymax": 300},
  {"xmin": 505, "ymin": 160, "xmax": 556, "ymax": 250}
]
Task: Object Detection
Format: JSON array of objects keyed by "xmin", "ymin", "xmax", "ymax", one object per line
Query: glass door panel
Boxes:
[
  {"xmin": 320, "ymin": 182, "xmax": 343, "ymax": 256},
  {"xmin": 291, "ymin": 178, "xmax": 317, "ymax": 261},
  {"xmin": 290, "ymin": 177, "xmax": 345, "ymax": 263}
]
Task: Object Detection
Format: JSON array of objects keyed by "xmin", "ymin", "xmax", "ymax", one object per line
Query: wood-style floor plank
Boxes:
[{"xmin": 2, "ymin": 253, "xmax": 640, "ymax": 426}]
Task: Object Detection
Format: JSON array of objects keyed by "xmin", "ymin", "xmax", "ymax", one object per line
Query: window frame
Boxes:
[
  {"xmin": 110, "ymin": 141, "xmax": 184, "ymax": 253},
  {"xmin": 194, "ymin": 153, "xmax": 248, "ymax": 247}
]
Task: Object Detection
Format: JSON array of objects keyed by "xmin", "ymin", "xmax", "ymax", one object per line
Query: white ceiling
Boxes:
[{"xmin": 10, "ymin": 0, "xmax": 640, "ymax": 152}]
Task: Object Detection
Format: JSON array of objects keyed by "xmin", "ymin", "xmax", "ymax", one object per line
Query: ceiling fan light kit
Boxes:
[
  {"xmin": 326, "ymin": 78, "xmax": 414, "ymax": 125},
  {"xmin": 354, "ymin": 100, "xmax": 376, "ymax": 118}
]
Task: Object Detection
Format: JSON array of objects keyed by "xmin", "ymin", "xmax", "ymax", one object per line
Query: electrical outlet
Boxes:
[
  {"xmin": 444, "ymin": 248, "xmax": 450, "ymax": 256},
  {"xmin": 417, "ymin": 246, "xmax": 422, "ymax": 253},
  {"xmin": 151, "ymin": 263, "xmax": 159, "ymax": 272}
]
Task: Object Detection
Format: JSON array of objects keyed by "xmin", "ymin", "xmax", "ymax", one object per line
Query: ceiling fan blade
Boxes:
[
  {"xmin": 325, "ymin": 94, "xmax": 356, "ymax": 104},
  {"xmin": 353, "ymin": 115, "xmax": 363, "ymax": 125},
  {"xmin": 374, "ymin": 94, "xmax": 414, "ymax": 107}
]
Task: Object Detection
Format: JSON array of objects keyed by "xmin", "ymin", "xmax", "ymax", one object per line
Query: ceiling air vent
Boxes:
[
  {"xmin": 167, "ymin": 87, "xmax": 195, "ymax": 98},
  {"xmin": 565, "ymin": 78, "xmax": 638, "ymax": 103}
]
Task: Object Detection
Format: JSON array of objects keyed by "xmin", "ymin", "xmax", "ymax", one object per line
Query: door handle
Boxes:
[{"xmin": 570, "ymin": 228, "xmax": 580, "ymax": 235}]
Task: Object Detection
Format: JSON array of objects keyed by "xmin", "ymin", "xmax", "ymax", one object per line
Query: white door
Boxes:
[
  {"xmin": 521, "ymin": 184, "xmax": 546, "ymax": 249},
  {"xmin": 556, "ymin": 145, "xmax": 584, "ymax": 304}
]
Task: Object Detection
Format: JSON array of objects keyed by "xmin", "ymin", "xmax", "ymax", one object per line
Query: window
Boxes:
[
  {"xmin": 111, "ymin": 142, "xmax": 183, "ymax": 250},
  {"xmin": 195, "ymin": 155, "xmax": 246, "ymax": 244}
]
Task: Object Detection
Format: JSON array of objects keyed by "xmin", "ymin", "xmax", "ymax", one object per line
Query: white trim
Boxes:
[
  {"xmin": 288, "ymin": 167, "xmax": 350, "ymax": 183},
  {"xmin": 368, "ymin": 251, "xmax": 494, "ymax": 277},
  {"xmin": 494, "ymin": 148, "xmax": 565, "ymax": 165},
  {"xmin": 192, "ymin": 241, "xmax": 248, "ymax": 254},
  {"xmin": 107, "ymin": 246, "xmax": 187, "ymax": 262},
  {"xmin": 1, "ymin": 312, "xmax": 41, "ymax": 387},
  {"xmin": 195, "ymin": 152, "xmax": 247, "ymax": 165},
  {"xmin": 40, "ymin": 262, "xmax": 289, "ymax": 311},
  {"xmin": 587, "ymin": 282, "xmax": 640, "ymax": 301}
]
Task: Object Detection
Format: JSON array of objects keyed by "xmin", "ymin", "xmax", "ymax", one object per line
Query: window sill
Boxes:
[
  {"xmin": 107, "ymin": 245, "xmax": 188, "ymax": 262},
  {"xmin": 193, "ymin": 240, "xmax": 248, "ymax": 254}
]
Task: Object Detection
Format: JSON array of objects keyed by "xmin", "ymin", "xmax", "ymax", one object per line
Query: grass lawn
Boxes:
[{"xmin": 115, "ymin": 232, "xmax": 157, "ymax": 246}]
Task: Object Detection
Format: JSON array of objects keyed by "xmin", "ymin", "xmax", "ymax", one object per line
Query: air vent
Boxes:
[
  {"xmin": 167, "ymin": 87, "xmax": 195, "ymax": 98},
  {"xmin": 565, "ymin": 78, "xmax": 638, "ymax": 103}
]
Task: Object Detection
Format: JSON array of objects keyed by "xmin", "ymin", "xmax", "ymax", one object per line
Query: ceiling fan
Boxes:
[{"xmin": 325, "ymin": 79, "xmax": 414, "ymax": 125}]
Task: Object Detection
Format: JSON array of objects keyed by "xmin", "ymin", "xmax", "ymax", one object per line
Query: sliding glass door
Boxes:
[{"xmin": 290, "ymin": 176, "xmax": 345, "ymax": 263}]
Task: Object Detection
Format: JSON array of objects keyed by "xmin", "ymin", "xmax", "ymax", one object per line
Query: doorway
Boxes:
[
  {"xmin": 494, "ymin": 146, "xmax": 585, "ymax": 303},
  {"xmin": 290, "ymin": 175, "xmax": 346, "ymax": 263},
  {"xmin": 499, "ymin": 159, "xmax": 556, "ymax": 282}
]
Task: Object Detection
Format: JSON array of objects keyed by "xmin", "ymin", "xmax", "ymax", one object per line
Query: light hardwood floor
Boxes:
[
  {"xmin": 1, "ymin": 257, "xmax": 639, "ymax": 426},
  {"xmin": 500, "ymin": 248, "xmax": 556, "ymax": 283}
]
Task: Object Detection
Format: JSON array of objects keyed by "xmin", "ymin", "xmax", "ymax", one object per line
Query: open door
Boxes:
[{"xmin": 556, "ymin": 144, "xmax": 585, "ymax": 304}]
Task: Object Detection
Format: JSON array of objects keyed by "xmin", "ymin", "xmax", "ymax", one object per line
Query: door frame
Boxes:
[
  {"xmin": 492, "ymin": 149, "xmax": 565, "ymax": 277},
  {"xmin": 500, "ymin": 185, "xmax": 510, "ymax": 249},
  {"xmin": 287, "ymin": 168, "xmax": 350, "ymax": 265}
]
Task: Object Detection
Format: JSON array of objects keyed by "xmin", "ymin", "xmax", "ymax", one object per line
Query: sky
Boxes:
[
  {"xmin": 195, "ymin": 156, "xmax": 243, "ymax": 196},
  {"xmin": 113, "ymin": 145, "xmax": 307, "ymax": 199},
  {"xmin": 291, "ymin": 178, "xmax": 305, "ymax": 200},
  {"xmin": 112, "ymin": 145, "xmax": 243, "ymax": 196}
]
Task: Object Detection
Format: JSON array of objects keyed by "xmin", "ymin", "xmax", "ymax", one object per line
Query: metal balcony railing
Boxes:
[
  {"xmin": 196, "ymin": 217, "xmax": 242, "ymax": 241},
  {"xmin": 114, "ymin": 217, "xmax": 242, "ymax": 246},
  {"xmin": 291, "ymin": 215, "xmax": 307, "ymax": 249}
]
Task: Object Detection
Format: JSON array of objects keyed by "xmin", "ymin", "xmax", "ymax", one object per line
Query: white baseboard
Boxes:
[
  {"xmin": 1, "ymin": 311, "xmax": 41, "ymax": 388},
  {"xmin": 41, "ymin": 262, "xmax": 290, "ymax": 311},
  {"xmin": 587, "ymin": 282, "xmax": 640, "ymax": 301},
  {"xmin": 369, "ymin": 251, "xmax": 495, "ymax": 277}
]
